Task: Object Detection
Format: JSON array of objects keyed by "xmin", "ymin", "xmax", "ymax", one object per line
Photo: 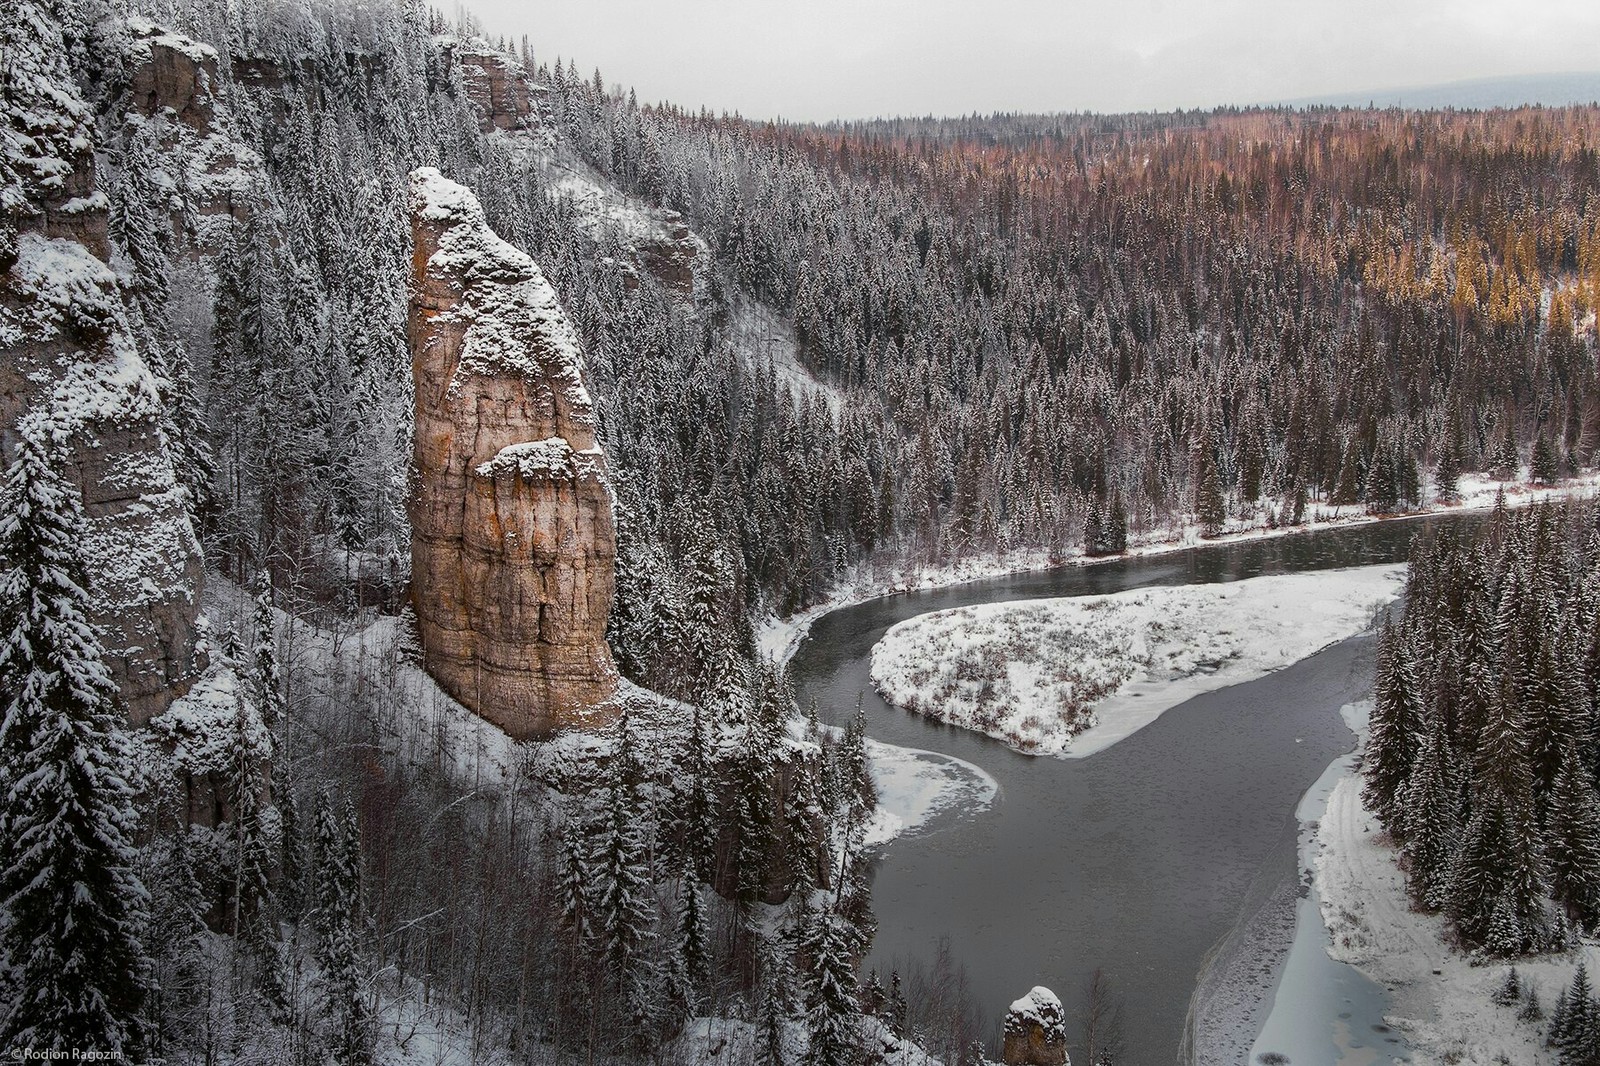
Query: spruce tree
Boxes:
[
  {"xmin": 597, "ymin": 718, "xmax": 655, "ymax": 984},
  {"xmin": 803, "ymin": 904, "xmax": 860, "ymax": 1066},
  {"xmin": 224, "ymin": 627, "xmax": 285, "ymax": 1017},
  {"xmin": 1558, "ymin": 963, "xmax": 1598, "ymax": 1064},
  {"xmin": 1401, "ymin": 706, "xmax": 1459, "ymax": 910},
  {"xmin": 1364, "ymin": 621, "xmax": 1425, "ymax": 830},
  {"xmin": 312, "ymin": 789, "xmax": 370, "ymax": 1065},
  {"xmin": 558, "ymin": 818, "xmax": 593, "ymax": 944},
  {"xmin": 1546, "ymin": 744, "xmax": 1600, "ymax": 930},
  {"xmin": 1450, "ymin": 684, "xmax": 1553, "ymax": 954},
  {"xmin": 145, "ymin": 827, "xmax": 210, "ymax": 1057},
  {"xmin": 1532, "ymin": 432, "xmax": 1561, "ymax": 486},
  {"xmin": 0, "ymin": 431, "xmax": 150, "ymax": 1053},
  {"xmin": 675, "ymin": 854, "xmax": 711, "ymax": 1014},
  {"xmin": 755, "ymin": 937, "xmax": 794, "ymax": 1066}
]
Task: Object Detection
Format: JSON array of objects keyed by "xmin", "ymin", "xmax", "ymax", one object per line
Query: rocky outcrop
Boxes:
[
  {"xmin": 1003, "ymin": 987, "xmax": 1069, "ymax": 1066},
  {"xmin": 633, "ymin": 215, "xmax": 701, "ymax": 296},
  {"xmin": 126, "ymin": 19, "xmax": 220, "ymax": 130},
  {"xmin": 433, "ymin": 40, "xmax": 542, "ymax": 133},
  {"xmin": 2, "ymin": 2, "xmax": 205, "ymax": 725},
  {"xmin": 547, "ymin": 172, "xmax": 707, "ymax": 301},
  {"xmin": 121, "ymin": 19, "xmax": 264, "ymax": 237},
  {"xmin": 407, "ymin": 167, "xmax": 618, "ymax": 739}
]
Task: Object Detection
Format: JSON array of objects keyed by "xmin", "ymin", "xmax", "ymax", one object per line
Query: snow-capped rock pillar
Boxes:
[
  {"xmin": 1002, "ymin": 987, "xmax": 1069, "ymax": 1066},
  {"xmin": 406, "ymin": 167, "xmax": 619, "ymax": 738}
]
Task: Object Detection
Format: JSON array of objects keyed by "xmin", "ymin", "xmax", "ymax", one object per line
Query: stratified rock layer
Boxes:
[
  {"xmin": 407, "ymin": 167, "xmax": 618, "ymax": 738},
  {"xmin": 2, "ymin": 4, "xmax": 204, "ymax": 724}
]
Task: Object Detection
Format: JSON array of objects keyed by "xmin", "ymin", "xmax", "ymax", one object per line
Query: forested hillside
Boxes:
[{"xmin": 6, "ymin": 0, "xmax": 1600, "ymax": 1060}]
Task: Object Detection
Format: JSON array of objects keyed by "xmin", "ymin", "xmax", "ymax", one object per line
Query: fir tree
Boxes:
[{"xmin": 0, "ymin": 431, "xmax": 151, "ymax": 1054}]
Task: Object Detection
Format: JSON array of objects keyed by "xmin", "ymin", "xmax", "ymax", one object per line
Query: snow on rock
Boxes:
[
  {"xmin": 408, "ymin": 167, "xmax": 619, "ymax": 738},
  {"xmin": 433, "ymin": 38, "xmax": 544, "ymax": 134},
  {"xmin": 0, "ymin": 0, "xmax": 101, "ymax": 251},
  {"xmin": 144, "ymin": 653, "xmax": 268, "ymax": 827},
  {"xmin": 1002, "ymin": 987, "xmax": 1067, "ymax": 1066},
  {"xmin": 116, "ymin": 18, "xmax": 267, "ymax": 246},
  {"xmin": 411, "ymin": 166, "xmax": 597, "ymax": 404},
  {"xmin": 545, "ymin": 163, "xmax": 709, "ymax": 299},
  {"xmin": 473, "ymin": 436, "xmax": 606, "ymax": 481},
  {"xmin": 870, "ymin": 565, "xmax": 1404, "ymax": 758},
  {"xmin": 2, "ymin": 243, "xmax": 204, "ymax": 726},
  {"xmin": 150, "ymin": 656, "xmax": 266, "ymax": 778}
]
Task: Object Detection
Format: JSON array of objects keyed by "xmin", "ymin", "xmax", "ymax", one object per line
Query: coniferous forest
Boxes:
[{"xmin": 6, "ymin": 0, "xmax": 1600, "ymax": 1060}]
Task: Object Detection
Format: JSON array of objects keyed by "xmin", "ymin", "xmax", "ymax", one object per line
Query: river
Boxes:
[{"xmin": 787, "ymin": 516, "xmax": 1484, "ymax": 1065}]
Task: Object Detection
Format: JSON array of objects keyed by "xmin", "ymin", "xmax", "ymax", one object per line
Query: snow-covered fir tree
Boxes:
[{"xmin": 0, "ymin": 429, "xmax": 150, "ymax": 1054}]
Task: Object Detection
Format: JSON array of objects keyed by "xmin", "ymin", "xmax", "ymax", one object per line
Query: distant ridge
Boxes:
[{"xmin": 1270, "ymin": 72, "xmax": 1600, "ymax": 111}]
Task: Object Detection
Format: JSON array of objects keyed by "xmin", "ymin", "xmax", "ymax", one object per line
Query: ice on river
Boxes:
[
  {"xmin": 869, "ymin": 564, "xmax": 1406, "ymax": 759},
  {"xmin": 863, "ymin": 738, "xmax": 998, "ymax": 847}
]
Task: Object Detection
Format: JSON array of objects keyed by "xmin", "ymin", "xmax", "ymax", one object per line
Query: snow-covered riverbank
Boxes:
[
  {"xmin": 756, "ymin": 472, "xmax": 1600, "ymax": 679},
  {"xmin": 867, "ymin": 565, "xmax": 1405, "ymax": 759},
  {"xmin": 1307, "ymin": 704, "xmax": 1594, "ymax": 1064}
]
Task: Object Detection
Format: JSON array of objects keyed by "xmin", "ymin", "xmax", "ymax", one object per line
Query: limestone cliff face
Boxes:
[
  {"xmin": 1, "ymin": 4, "xmax": 205, "ymax": 725},
  {"xmin": 407, "ymin": 167, "xmax": 618, "ymax": 738},
  {"xmin": 121, "ymin": 20, "xmax": 265, "ymax": 240}
]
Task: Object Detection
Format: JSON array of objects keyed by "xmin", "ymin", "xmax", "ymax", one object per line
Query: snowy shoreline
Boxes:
[
  {"xmin": 758, "ymin": 476, "xmax": 1598, "ymax": 853},
  {"xmin": 756, "ymin": 472, "xmax": 1600, "ymax": 676},
  {"xmin": 868, "ymin": 566, "xmax": 1406, "ymax": 759},
  {"xmin": 1309, "ymin": 704, "xmax": 1596, "ymax": 1064},
  {"xmin": 861, "ymin": 739, "xmax": 999, "ymax": 848}
]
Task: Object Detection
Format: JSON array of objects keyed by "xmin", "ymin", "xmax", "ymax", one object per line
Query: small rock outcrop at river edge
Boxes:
[
  {"xmin": 407, "ymin": 167, "xmax": 619, "ymax": 738},
  {"xmin": 1003, "ymin": 987, "xmax": 1069, "ymax": 1066}
]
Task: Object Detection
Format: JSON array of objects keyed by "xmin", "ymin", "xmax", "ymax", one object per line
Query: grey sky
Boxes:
[{"xmin": 467, "ymin": 0, "xmax": 1600, "ymax": 121}]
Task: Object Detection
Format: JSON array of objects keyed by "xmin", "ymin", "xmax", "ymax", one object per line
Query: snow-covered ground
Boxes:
[
  {"xmin": 869, "ymin": 566, "xmax": 1405, "ymax": 759},
  {"xmin": 1309, "ymin": 702, "xmax": 1591, "ymax": 1064},
  {"xmin": 728, "ymin": 296, "xmax": 843, "ymax": 417},
  {"xmin": 758, "ymin": 473, "xmax": 1600, "ymax": 681}
]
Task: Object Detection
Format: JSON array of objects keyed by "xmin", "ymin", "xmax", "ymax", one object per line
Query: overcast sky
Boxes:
[{"xmin": 465, "ymin": 0, "xmax": 1600, "ymax": 122}]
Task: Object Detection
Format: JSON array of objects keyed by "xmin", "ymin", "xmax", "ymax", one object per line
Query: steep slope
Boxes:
[
  {"xmin": 1, "ymin": 1, "xmax": 204, "ymax": 724},
  {"xmin": 408, "ymin": 167, "xmax": 619, "ymax": 738}
]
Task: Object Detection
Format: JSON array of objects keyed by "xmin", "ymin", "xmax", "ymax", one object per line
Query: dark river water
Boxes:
[{"xmin": 788, "ymin": 516, "xmax": 1486, "ymax": 1066}]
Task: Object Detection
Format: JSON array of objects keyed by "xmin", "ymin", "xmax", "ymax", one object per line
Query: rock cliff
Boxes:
[
  {"xmin": 407, "ymin": 167, "xmax": 619, "ymax": 738},
  {"xmin": 121, "ymin": 19, "xmax": 265, "ymax": 241},
  {"xmin": 1, "ymin": 3, "xmax": 205, "ymax": 724}
]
